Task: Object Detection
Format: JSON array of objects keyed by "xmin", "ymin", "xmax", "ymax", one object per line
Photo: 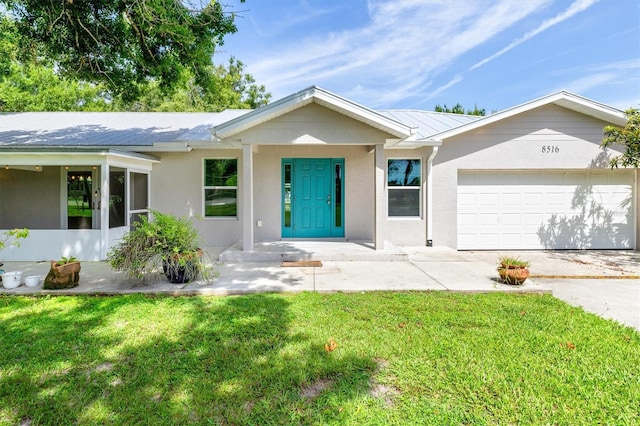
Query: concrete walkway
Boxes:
[{"xmin": 1, "ymin": 246, "xmax": 639, "ymax": 330}]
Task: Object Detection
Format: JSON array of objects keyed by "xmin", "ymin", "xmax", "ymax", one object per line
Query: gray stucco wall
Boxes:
[
  {"xmin": 149, "ymin": 144, "xmax": 437, "ymax": 248},
  {"xmin": 431, "ymin": 104, "xmax": 633, "ymax": 249},
  {"xmin": 252, "ymin": 145, "xmax": 375, "ymax": 242},
  {"xmin": 150, "ymin": 149, "xmax": 243, "ymax": 249},
  {"xmin": 384, "ymin": 147, "xmax": 431, "ymax": 246}
]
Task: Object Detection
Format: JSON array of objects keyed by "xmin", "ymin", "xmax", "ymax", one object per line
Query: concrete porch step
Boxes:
[{"xmin": 218, "ymin": 241, "xmax": 409, "ymax": 262}]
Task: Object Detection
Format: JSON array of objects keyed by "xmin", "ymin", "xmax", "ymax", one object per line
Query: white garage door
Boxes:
[{"xmin": 457, "ymin": 171, "xmax": 635, "ymax": 250}]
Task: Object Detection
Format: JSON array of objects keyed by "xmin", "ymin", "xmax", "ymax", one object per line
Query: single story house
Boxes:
[{"xmin": 0, "ymin": 86, "xmax": 637, "ymax": 261}]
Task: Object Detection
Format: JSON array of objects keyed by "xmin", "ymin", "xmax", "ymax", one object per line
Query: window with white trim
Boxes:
[
  {"xmin": 387, "ymin": 159, "xmax": 421, "ymax": 217},
  {"xmin": 204, "ymin": 159, "xmax": 237, "ymax": 218}
]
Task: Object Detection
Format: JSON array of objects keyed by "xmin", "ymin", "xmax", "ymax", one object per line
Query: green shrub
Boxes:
[{"xmin": 107, "ymin": 210, "xmax": 209, "ymax": 282}]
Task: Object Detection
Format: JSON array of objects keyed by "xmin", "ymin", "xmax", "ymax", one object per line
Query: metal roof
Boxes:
[
  {"xmin": 0, "ymin": 90, "xmax": 621, "ymax": 149},
  {"xmin": 0, "ymin": 110, "xmax": 247, "ymax": 147},
  {"xmin": 378, "ymin": 110, "xmax": 481, "ymax": 140}
]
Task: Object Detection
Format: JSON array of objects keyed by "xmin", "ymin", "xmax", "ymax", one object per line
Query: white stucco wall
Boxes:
[
  {"xmin": 236, "ymin": 103, "xmax": 398, "ymax": 145},
  {"xmin": 251, "ymin": 145, "xmax": 375, "ymax": 242},
  {"xmin": 431, "ymin": 104, "xmax": 633, "ymax": 249},
  {"xmin": 384, "ymin": 147, "xmax": 431, "ymax": 246},
  {"xmin": 149, "ymin": 100, "xmax": 431, "ymax": 247},
  {"xmin": 150, "ymin": 149, "xmax": 243, "ymax": 249},
  {"xmin": 149, "ymin": 146, "xmax": 378, "ymax": 247}
]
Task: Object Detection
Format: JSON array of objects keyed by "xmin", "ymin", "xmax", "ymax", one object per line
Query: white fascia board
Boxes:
[
  {"xmin": 212, "ymin": 88, "xmax": 316, "ymax": 140},
  {"xmin": 0, "ymin": 148, "xmax": 159, "ymax": 165},
  {"xmin": 212, "ymin": 86, "xmax": 416, "ymax": 141},
  {"xmin": 425, "ymin": 91, "xmax": 627, "ymax": 141},
  {"xmin": 143, "ymin": 142, "xmax": 191, "ymax": 152},
  {"xmin": 187, "ymin": 140, "xmax": 242, "ymax": 150},
  {"xmin": 389, "ymin": 139, "xmax": 443, "ymax": 149},
  {"xmin": 312, "ymin": 88, "xmax": 416, "ymax": 139}
]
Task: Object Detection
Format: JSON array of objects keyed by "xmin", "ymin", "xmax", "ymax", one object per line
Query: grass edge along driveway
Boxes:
[{"xmin": 1, "ymin": 292, "xmax": 638, "ymax": 425}]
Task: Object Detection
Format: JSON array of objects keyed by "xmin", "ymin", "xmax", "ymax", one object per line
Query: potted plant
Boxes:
[
  {"xmin": 107, "ymin": 210, "xmax": 210, "ymax": 283},
  {"xmin": 497, "ymin": 256, "xmax": 530, "ymax": 285},
  {"xmin": 43, "ymin": 256, "xmax": 81, "ymax": 289}
]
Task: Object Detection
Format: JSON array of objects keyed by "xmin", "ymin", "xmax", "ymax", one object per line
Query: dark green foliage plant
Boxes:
[
  {"xmin": 434, "ymin": 102, "xmax": 486, "ymax": 116},
  {"xmin": 107, "ymin": 210, "xmax": 210, "ymax": 282},
  {"xmin": 601, "ymin": 108, "xmax": 640, "ymax": 168}
]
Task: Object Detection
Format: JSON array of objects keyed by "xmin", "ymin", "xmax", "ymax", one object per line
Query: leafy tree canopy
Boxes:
[
  {"xmin": 114, "ymin": 57, "xmax": 271, "ymax": 111},
  {"xmin": 0, "ymin": 13, "xmax": 270, "ymax": 112},
  {"xmin": 0, "ymin": 16, "xmax": 110, "ymax": 111},
  {"xmin": 601, "ymin": 108, "xmax": 640, "ymax": 168},
  {"xmin": 434, "ymin": 103, "xmax": 486, "ymax": 116},
  {"xmin": 1, "ymin": 0, "xmax": 241, "ymax": 99}
]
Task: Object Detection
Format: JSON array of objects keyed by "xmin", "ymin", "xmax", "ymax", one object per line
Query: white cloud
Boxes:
[
  {"xmin": 247, "ymin": 0, "xmax": 552, "ymax": 106},
  {"xmin": 546, "ymin": 59, "xmax": 640, "ymax": 107},
  {"xmin": 469, "ymin": 0, "xmax": 600, "ymax": 71},
  {"xmin": 425, "ymin": 0, "xmax": 600, "ymax": 102}
]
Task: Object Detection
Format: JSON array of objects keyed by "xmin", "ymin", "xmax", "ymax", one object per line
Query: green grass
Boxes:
[
  {"xmin": 0, "ymin": 292, "xmax": 638, "ymax": 425},
  {"xmin": 67, "ymin": 205, "xmax": 92, "ymax": 218},
  {"xmin": 204, "ymin": 203, "xmax": 237, "ymax": 217}
]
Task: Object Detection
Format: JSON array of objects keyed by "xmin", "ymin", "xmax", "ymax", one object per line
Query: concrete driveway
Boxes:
[
  {"xmin": 536, "ymin": 278, "xmax": 639, "ymax": 331},
  {"xmin": 460, "ymin": 249, "xmax": 640, "ymax": 331}
]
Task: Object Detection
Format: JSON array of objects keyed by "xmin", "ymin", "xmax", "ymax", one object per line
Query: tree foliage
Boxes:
[
  {"xmin": 434, "ymin": 103, "xmax": 486, "ymax": 116},
  {"xmin": 2, "ymin": 0, "xmax": 241, "ymax": 99},
  {"xmin": 601, "ymin": 108, "xmax": 640, "ymax": 168},
  {"xmin": 0, "ymin": 16, "xmax": 109, "ymax": 111},
  {"xmin": 0, "ymin": 12, "xmax": 270, "ymax": 112},
  {"xmin": 113, "ymin": 57, "xmax": 270, "ymax": 111}
]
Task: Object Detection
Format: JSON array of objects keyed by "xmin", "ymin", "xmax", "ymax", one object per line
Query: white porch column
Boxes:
[
  {"xmin": 374, "ymin": 144, "xmax": 385, "ymax": 250},
  {"xmin": 99, "ymin": 163, "xmax": 110, "ymax": 259},
  {"xmin": 242, "ymin": 144, "xmax": 254, "ymax": 251}
]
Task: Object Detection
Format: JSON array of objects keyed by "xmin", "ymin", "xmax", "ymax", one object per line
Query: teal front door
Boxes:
[{"xmin": 282, "ymin": 158, "xmax": 344, "ymax": 238}]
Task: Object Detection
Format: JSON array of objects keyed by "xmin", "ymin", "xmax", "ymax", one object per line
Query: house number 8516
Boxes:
[{"xmin": 542, "ymin": 145, "xmax": 559, "ymax": 153}]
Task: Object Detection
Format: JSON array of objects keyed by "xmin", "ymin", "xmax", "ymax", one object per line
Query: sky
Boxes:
[{"xmin": 215, "ymin": 0, "xmax": 640, "ymax": 113}]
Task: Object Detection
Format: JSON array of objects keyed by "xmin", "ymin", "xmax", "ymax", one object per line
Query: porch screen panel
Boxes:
[
  {"xmin": 109, "ymin": 169, "xmax": 126, "ymax": 228},
  {"xmin": 130, "ymin": 172, "xmax": 149, "ymax": 230}
]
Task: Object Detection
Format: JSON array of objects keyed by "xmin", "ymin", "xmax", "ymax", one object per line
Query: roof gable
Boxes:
[
  {"xmin": 212, "ymin": 86, "xmax": 416, "ymax": 141},
  {"xmin": 425, "ymin": 91, "xmax": 627, "ymax": 141}
]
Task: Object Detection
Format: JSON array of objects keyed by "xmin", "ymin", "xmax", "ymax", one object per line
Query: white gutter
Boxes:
[{"xmin": 426, "ymin": 145, "xmax": 439, "ymax": 246}]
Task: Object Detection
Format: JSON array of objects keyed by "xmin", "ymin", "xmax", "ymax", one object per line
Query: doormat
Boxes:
[{"xmin": 281, "ymin": 260, "xmax": 323, "ymax": 267}]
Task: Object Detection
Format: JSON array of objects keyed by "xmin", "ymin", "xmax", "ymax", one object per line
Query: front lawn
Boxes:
[{"xmin": 1, "ymin": 292, "xmax": 638, "ymax": 425}]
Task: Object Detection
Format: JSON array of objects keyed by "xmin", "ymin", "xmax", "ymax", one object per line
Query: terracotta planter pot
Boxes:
[
  {"xmin": 498, "ymin": 265, "xmax": 529, "ymax": 285},
  {"xmin": 43, "ymin": 260, "xmax": 81, "ymax": 289}
]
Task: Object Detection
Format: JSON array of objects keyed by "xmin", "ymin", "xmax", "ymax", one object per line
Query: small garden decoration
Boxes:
[
  {"xmin": 107, "ymin": 210, "xmax": 210, "ymax": 283},
  {"xmin": 44, "ymin": 256, "xmax": 81, "ymax": 289},
  {"xmin": 497, "ymin": 256, "xmax": 530, "ymax": 285}
]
